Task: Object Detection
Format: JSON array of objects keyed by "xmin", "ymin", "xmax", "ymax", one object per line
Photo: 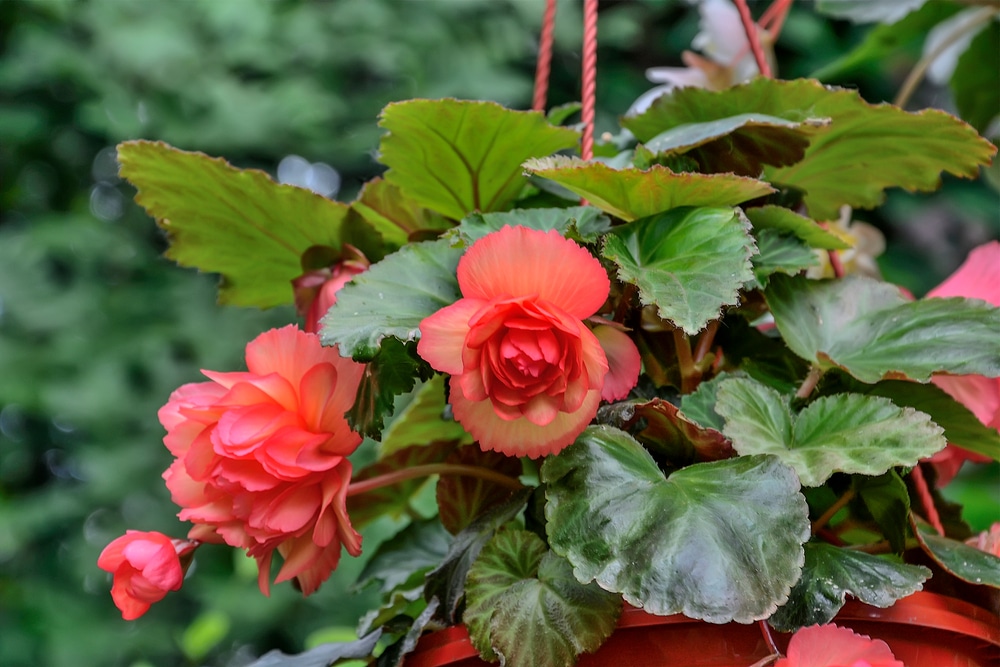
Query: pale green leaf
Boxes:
[
  {"xmin": 751, "ymin": 229, "xmax": 820, "ymax": 287},
  {"xmin": 379, "ymin": 99, "xmax": 579, "ymax": 220},
  {"xmin": 766, "ymin": 274, "xmax": 1000, "ymax": 383},
  {"xmin": 118, "ymin": 140, "xmax": 380, "ymax": 308},
  {"xmin": 542, "ymin": 426, "xmax": 810, "ymax": 623},
  {"xmin": 769, "ymin": 542, "xmax": 930, "ymax": 632},
  {"xmin": 602, "ymin": 207, "xmax": 757, "ymax": 334},
  {"xmin": 523, "ymin": 156, "xmax": 774, "ymax": 221},
  {"xmin": 745, "ymin": 205, "xmax": 850, "ymax": 250},
  {"xmin": 716, "ymin": 377, "xmax": 945, "ymax": 486}
]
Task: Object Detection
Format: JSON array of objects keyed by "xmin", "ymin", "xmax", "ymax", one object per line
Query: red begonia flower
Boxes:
[
  {"xmin": 159, "ymin": 325, "xmax": 364, "ymax": 595},
  {"xmin": 97, "ymin": 530, "xmax": 197, "ymax": 620},
  {"xmin": 292, "ymin": 252, "xmax": 368, "ymax": 334},
  {"xmin": 775, "ymin": 624, "xmax": 904, "ymax": 667},
  {"xmin": 925, "ymin": 241, "xmax": 1000, "ymax": 485},
  {"xmin": 417, "ymin": 226, "xmax": 640, "ymax": 457}
]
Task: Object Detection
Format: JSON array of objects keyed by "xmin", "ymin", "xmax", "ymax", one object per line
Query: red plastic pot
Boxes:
[{"xmin": 403, "ymin": 592, "xmax": 999, "ymax": 667}]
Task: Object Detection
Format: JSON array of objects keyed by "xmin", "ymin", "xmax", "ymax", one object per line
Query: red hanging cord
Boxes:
[
  {"xmin": 533, "ymin": 0, "xmax": 558, "ymax": 112},
  {"xmin": 580, "ymin": 0, "xmax": 598, "ymax": 162},
  {"xmin": 733, "ymin": 0, "xmax": 772, "ymax": 78}
]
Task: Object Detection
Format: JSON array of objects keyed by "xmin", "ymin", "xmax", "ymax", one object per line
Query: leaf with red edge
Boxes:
[
  {"xmin": 437, "ymin": 447, "xmax": 523, "ymax": 535},
  {"xmin": 912, "ymin": 518, "xmax": 1000, "ymax": 588},
  {"xmin": 347, "ymin": 442, "xmax": 458, "ymax": 528},
  {"xmin": 379, "ymin": 99, "xmax": 579, "ymax": 220},
  {"xmin": 523, "ymin": 157, "xmax": 774, "ymax": 221}
]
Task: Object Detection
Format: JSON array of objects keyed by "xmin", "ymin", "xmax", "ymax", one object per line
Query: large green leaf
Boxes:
[
  {"xmin": 355, "ymin": 519, "xmax": 452, "ymax": 595},
  {"xmin": 350, "ymin": 177, "xmax": 450, "ymax": 249},
  {"xmin": 117, "ymin": 141, "xmax": 382, "ymax": 308},
  {"xmin": 523, "ymin": 157, "xmax": 774, "ymax": 221},
  {"xmin": 321, "ymin": 238, "xmax": 463, "ymax": 360},
  {"xmin": 624, "ymin": 79, "xmax": 996, "ymax": 219},
  {"xmin": 744, "ymin": 206, "xmax": 849, "ymax": 250},
  {"xmin": 766, "ymin": 274, "xmax": 1000, "ymax": 383},
  {"xmin": 715, "ymin": 377, "xmax": 945, "ymax": 487},
  {"xmin": 639, "ymin": 113, "xmax": 831, "ymax": 177},
  {"xmin": 542, "ymin": 426, "xmax": 809, "ymax": 623},
  {"xmin": 913, "ymin": 519, "xmax": 1000, "ymax": 588},
  {"xmin": 423, "ymin": 488, "xmax": 532, "ymax": 624},
  {"xmin": 378, "ymin": 99, "xmax": 579, "ymax": 220},
  {"xmin": 380, "ymin": 375, "xmax": 472, "ymax": 457},
  {"xmin": 465, "ymin": 528, "xmax": 621, "ymax": 666},
  {"xmin": 448, "ymin": 206, "xmax": 611, "ymax": 245},
  {"xmin": 602, "ymin": 207, "xmax": 757, "ymax": 334},
  {"xmin": 768, "ymin": 542, "xmax": 930, "ymax": 632},
  {"xmin": 751, "ymin": 229, "xmax": 820, "ymax": 287},
  {"xmin": 952, "ymin": 22, "xmax": 1000, "ymax": 135},
  {"xmin": 437, "ymin": 447, "xmax": 523, "ymax": 535}
]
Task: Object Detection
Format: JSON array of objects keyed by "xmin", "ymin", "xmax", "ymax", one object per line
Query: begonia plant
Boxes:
[{"xmin": 98, "ymin": 1, "xmax": 1000, "ymax": 665}]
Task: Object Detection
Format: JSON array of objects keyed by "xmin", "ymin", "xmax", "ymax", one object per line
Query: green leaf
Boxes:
[
  {"xmin": 624, "ymin": 79, "xmax": 996, "ymax": 219},
  {"xmin": 321, "ymin": 238, "xmax": 463, "ymax": 361},
  {"xmin": 602, "ymin": 207, "xmax": 756, "ymax": 334},
  {"xmin": 596, "ymin": 398, "xmax": 734, "ymax": 464},
  {"xmin": 375, "ymin": 598, "xmax": 440, "ymax": 667},
  {"xmin": 465, "ymin": 528, "xmax": 621, "ymax": 667},
  {"xmin": 952, "ymin": 21, "xmax": 1000, "ymax": 134},
  {"xmin": 424, "ymin": 488, "xmax": 532, "ymax": 624},
  {"xmin": 745, "ymin": 205, "xmax": 850, "ymax": 250},
  {"xmin": 117, "ymin": 140, "xmax": 380, "ymax": 308},
  {"xmin": 380, "ymin": 375, "xmax": 473, "ymax": 457},
  {"xmin": 348, "ymin": 443, "xmax": 457, "ymax": 528},
  {"xmin": 542, "ymin": 426, "xmax": 810, "ymax": 623},
  {"xmin": 378, "ymin": 99, "xmax": 579, "ymax": 220},
  {"xmin": 858, "ymin": 380, "xmax": 1000, "ymax": 461},
  {"xmin": 766, "ymin": 274, "xmax": 1000, "ymax": 383},
  {"xmin": 913, "ymin": 520, "xmax": 1000, "ymax": 588},
  {"xmin": 716, "ymin": 377, "xmax": 945, "ymax": 487},
  {"xmin": 768, "ymin": 542, "xmax": 930, "ymax": 632},
  {"xmin": 437, "ymin": 447, "xmax": 523, "ymax": 535},
  {"xmin": 639, "ymin": 113, "xmax": 831, "ymax": 177},
  {"xmin": 245, "ymin": 630, "xmax": 381, "ymax": 667},
  {"xmin": 351, "ymin": 177, "xmax": 451, "ymax": 249},
  {"xmin": 815, "ymin": 0, "xmax": 928, "ymax": 24},
  {"xmin": 679, "ymin": 373, "xmax": 732, "ymax": 432},
  {"xmin": 448, "ymin": 206, "xmax": 611, "ymax": 246},
  {"xmin": 348, "ymin": 338, "xmax": 434, "ymax": 439},
  {"xmin": 355, "ymin": 519, "xmax": 452, "ymax": 595},
  {"xmin": 523, "ymin": 157, "xmax": 775, "ymax": 221},
  {"xmin": 855, "ymin": 471, "xmax": 911, "ymax": 553},
  {"xmin": 751, "ymin": 229, "xmax": 820, "ymax": 287}
]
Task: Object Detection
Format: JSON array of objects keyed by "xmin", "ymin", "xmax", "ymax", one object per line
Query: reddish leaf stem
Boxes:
[
  {"xmin": 795, "ymin": 365, "xmax": 822, "ymax": 399},
  {"xmin": 910, "ymin": 464, "xmax": 945, "ymax": 535},
  {"xmin": 673, "ymin": 328, "xmax": 697, "ymax": 394},
  {"xmin": 347, "ymin": 463, "xmax": 524, "ymax": 497},
  {"xmin": 757, "ymin": 620, "xmax": 782, "ymax": 658},
  {"xmin": 733, "ymin": 0, "xmax": 772, "ymax": 78},
  {"xmin": 693, "ymin": 320, "xmax": 720, "ymax": 366}
]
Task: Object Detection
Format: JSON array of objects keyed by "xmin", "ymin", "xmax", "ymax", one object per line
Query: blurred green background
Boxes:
[{"xmin": 1, "ymin": 1, "xmax": 996, "ymax": 666}]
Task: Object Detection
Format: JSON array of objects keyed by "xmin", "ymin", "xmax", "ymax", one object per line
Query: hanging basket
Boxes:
[{"xmin": 403, "ymin": 591, "xmax": 1000, "ymax": 667}]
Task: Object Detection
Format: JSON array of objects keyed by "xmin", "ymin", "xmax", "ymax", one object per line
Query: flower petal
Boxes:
[
  {"xmin": 927, "ymin": 240, "xmax": 1000, "ymax": 305},
  {"xmin": 418, "ymin": 299, "xmax": 484, "ymax": 374},
  {"xmin": 592, "ymin": 324, "xmax": 641, "ymax": 401},
  {"xmin": 457, "ymin": 227, "xmax": 610, "ymax": 318},
  {"xmin": 776, "ymin": 624, "xmax": 903, "ymax": 667}
]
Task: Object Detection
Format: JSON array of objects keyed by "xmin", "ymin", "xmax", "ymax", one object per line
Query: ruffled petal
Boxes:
[
  {"xmin": 417, "ymin": 299, "xmax": 484, "ymax": 374},
  {"xmin": 592, "ymin": 324, "xmax": 641, "ymax": 401},
  {"xmin": 776, "ymin": 624, "xmax": 903, "ymax": 667},
  {"xmin": 927, "ymin": 241, "xmax": 1000, "ymax": 305},
  {"xmin": 457, "ymin": 227, "xmax": 610, "ymax": 318}
]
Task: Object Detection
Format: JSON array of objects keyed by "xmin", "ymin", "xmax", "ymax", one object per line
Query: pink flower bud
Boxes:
[{"xmin": 97, "ymin": 530, "xmax": 197, "ymax": 620}]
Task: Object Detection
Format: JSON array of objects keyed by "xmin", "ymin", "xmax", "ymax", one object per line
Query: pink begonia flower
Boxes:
[
  {"xmin": 924, "ymin": 241, "xmax": 1000, "ymax": 485},
  {"xmin": 292, "ymin": 249, "xmax": 369, "ymax": 334},
  {"xmin": 97, "ymin": 530, "xmax": 197, "ymax": 620},
  {"xmin": 159, "ymin": 325, "xmax": 365, "ymax": 595},
  {"xmin": 775, "ymin": 624, "xmax": 904, "ymax": 667},
  {"xmin": 628, "ymin": 0, "xmax": 774, "ymax": 116},
  {"xmin": 417, "ymin": 226, "xmax": 641, "ymax": 458},
  {"xmin": 966, "ymin": 521, "xmax": 1000, "ymax": 557}
]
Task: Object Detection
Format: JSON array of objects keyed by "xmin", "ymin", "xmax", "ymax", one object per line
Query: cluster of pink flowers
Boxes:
[{"xmin": 99, "ymin": 226, "xmax": 640, "ymax": 619}]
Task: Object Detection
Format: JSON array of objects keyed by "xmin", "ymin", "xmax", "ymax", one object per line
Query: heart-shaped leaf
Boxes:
[
  {"xmin": 602, "ymin": 207, "xmax": 757, "ymax": 334},
  {"xmin": 716, "ymin": 377, "xmax": 945, "ymax": 486},
  {"xmin": 523, "ymin": 157, "xmax": 774, "ymax": 221},
  {"xmin": 379, "ymin": 99, "xmax": 579, "ymax": 220},
  {"xmin": 542, "ymin": 426, "xmax": 810, "ymax": 623},
  {"xmin": 465, "ymin": 528, "xmax": 621, "ymax": 666},
  {"xmin": 768, "ymin": 542, "xmax": 930, "ymax": 632},
  {"xmin": 321, "ymin": 238, "xmax": 463, "ymax": 360},
  {"xmin": 118, "ymin": 140, "xmax": 382, "ymax": 308},
  {"xmin": 766, "ymin": 274, "xmax": 1000, "ymax": 383}
]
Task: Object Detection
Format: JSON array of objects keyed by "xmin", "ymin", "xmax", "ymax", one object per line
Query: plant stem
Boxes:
[
  {"xmin": 795, "ymin": 366, "xmax": 822, "ymax": 399},
  {"xmin": 347, "ymin": 463, "xmax": 524, "ymax": 497},
  {"xmin": 747, "ymin": 656, "xmax": 781, "ymax": 667},
  {"xmin": 893, "ymin": 6, "xmax": 997, "ymax": 108},
  {"xmin": 734, "ymin": 0, "xmax": 772, "ymax": 78},
  {"xmin": 812, "ymin": 488, "xmax": 855, "ymax": 534},
  {"xmin": 910, "ymin": 464, "xmax": 945, "ymax": 535},
  {"xmin": 758, "ymin": 620, "xmax": 781, "ymax": 655},
  {"xmin": 673, "ymin": 328, "xmax": 697, "ymax": 393},
  {"xmin": 693, "ymin": 320, "xmax": 720, "ymax": 366}
]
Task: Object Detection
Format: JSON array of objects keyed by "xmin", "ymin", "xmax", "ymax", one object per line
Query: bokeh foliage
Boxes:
[{"xmin": 0, "ymin": 1, "xmax": 996, "ymax": 666}]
